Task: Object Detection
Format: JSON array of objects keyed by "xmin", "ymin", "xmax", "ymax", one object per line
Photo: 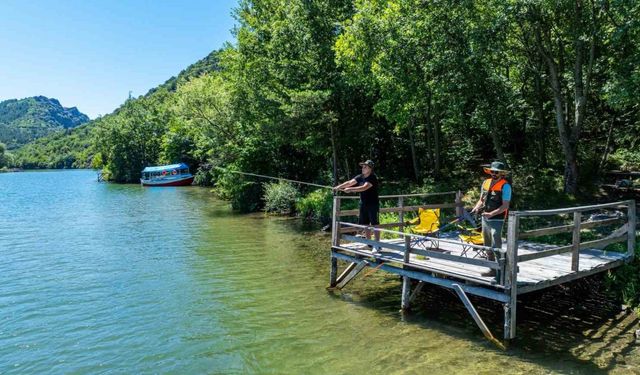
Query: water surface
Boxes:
[{"xmin": 1, "ymin": 170, "xmax": 638, "ymax": 374}]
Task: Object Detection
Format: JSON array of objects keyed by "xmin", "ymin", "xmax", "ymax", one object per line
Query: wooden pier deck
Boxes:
[{"xmin": 329, "ymin": 192, "xmax": 636, "ymax": 342}]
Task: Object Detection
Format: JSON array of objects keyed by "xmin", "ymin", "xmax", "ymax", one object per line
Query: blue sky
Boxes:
[{"xmin": 0, "ymin": 0, "xmax": 237, "ymax": 118}]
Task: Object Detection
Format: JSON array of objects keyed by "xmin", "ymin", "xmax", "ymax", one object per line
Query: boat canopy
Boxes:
[{"xmin": 142, "ymin": 163, "xmax": 189, "ymax": 173}]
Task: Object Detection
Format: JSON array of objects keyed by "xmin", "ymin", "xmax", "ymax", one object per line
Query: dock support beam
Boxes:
[
  {"xmin": 401, "ymin": 276, "xmax": 412, "ymax": 311},
  {"xmin": 504, "ymin": 213, "xmax": 519, "ymax": 340},
  {"xmin": 329, "ymin": 256, "xmax": 338, "ymax": 288},
  {"xmin": 336, "ymin": 260, "xmax": 368, "ymax": 290}
]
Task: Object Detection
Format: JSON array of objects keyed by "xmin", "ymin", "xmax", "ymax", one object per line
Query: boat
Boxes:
[{"xmin": 140, "ymin": 163, "xmax": 195, "ymax": 186}]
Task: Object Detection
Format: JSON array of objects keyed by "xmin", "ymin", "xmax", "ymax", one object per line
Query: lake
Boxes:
[{"xmin": 1, "ymin": 170, "xmax": 637, "ymax": 374}]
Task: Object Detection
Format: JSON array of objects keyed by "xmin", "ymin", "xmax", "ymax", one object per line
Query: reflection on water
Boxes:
[{"xmin": 0, "ymin": 170, "xmax": 638, "ymax": 374}]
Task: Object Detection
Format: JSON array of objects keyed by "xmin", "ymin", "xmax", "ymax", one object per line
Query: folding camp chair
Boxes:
[
  {"xmin": 458, "ymin": 226, "xmax": 487, "ymax": 258},
  {"xmin": 407, "ymin": 208, "xmax": 440, "ymax": 250}
]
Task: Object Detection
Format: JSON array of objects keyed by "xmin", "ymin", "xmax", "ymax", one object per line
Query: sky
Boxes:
[{"xmin": 0, "ymin": 0, "xmax": 238, "ymax": 119}]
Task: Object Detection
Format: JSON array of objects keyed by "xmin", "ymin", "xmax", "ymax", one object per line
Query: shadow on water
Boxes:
[{"xmin": 327, "ymin": 263, "xmax": 639, "ymax": 373}]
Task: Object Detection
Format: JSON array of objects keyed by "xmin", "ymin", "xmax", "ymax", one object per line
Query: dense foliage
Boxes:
[
  {"xmin": 10, "ymin": 0, "xmax": 640, "ymax": 205},
  {"xmin": 0, "ymin": 96, "xmax": 89, "ymax": 149}
]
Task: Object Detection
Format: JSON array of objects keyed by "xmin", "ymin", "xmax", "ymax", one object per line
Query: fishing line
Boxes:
[{"xmin": 214, "ymin": 166, "xmax": 333, "ymax": 189}]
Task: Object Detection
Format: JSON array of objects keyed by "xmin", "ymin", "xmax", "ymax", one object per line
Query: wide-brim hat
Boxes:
[
  {"xmin": 359, "ymin": 159, "xmax": 375, "ymax": 168},
  {"xmin": 483, "ymin": 161, "xmax": 509, "ymax": 175}
]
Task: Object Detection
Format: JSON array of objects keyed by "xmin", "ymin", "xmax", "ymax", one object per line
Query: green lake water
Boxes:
[{"xmin": 1, "ymin": 170, "xmax": 638, "ymax": 374}]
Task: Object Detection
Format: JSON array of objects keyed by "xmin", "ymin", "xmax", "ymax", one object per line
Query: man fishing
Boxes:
[
  {"xmin": 333, "ymin": 160, "xmax": 381, "ymax": 253},
  {"xmin": 470, "ymin": 161, "xmax": 512, "ymax": 277}
]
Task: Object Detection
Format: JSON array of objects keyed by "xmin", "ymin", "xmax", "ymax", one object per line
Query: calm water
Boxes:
[{"xmin": 1, "ymin": 170, "xmax": 638, "ymax": 374}]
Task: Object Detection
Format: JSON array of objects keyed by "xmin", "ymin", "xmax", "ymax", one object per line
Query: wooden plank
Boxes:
[
  {"xmin": 517, "ymin": 259, "xmax": 628, "ymax": 294},
  {"xmin": 340, "ymin": 222, "xmax": 500, "ymax": 253},
  {"xmin": 331, "ymin": 251, "xmax": 510, "ymax": 302},
  {"xmin": 571, "ymin": 212, "xmax": 581, "ymax": 272},
  {"xmin": 336, "ymin": 260, "xmax": 368, "ymax": 289},
  {"xmin": 506, "ymin": 213, "xmax": 519, "ymax": 339},
  {"xmin": 378, "ymin": 191, "xmax": 457, "ymax": 199},
  {"xmin": 339, "ymin": 203, "xmax": 458, "ymax": 217},
  {"xmin": 517, "ymin": 235, "xmax": 628, "ymax": 262},
  {"xmin": 628, "ymin": 202, "xmax": 636, "ymax": 259},
  {"xmin": 341, "ymin": 235, "xmax": 499, "ymax": 269},
  {"xmin": 519, "ymin": 217, "xmax": 624, "ymax": 239},
  {"xmin": 333, "ymin": 246, "xmax": 504, "ymax": 287},
  {"xmin": 515, "ymin": 201, "xmax": 630, "ymax": 217}
]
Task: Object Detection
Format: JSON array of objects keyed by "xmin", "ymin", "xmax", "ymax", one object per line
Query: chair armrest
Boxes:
[{"xmin": 407, "ymin": 216, "xmax": 420, "ymax": 225}]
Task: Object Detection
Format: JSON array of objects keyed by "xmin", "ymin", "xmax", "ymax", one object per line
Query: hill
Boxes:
[
  {"xmin": 10, "ymin": 50, "xmax": 221, "ymax": 169},
  {"xmin": 0, "ymin": 96, "xmax": 89, "ymax": 149}
]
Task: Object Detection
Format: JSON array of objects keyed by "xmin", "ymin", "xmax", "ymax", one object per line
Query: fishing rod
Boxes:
[{"xmin": 214, "ymin": 166, "xmax": 333, "ymax": 190}]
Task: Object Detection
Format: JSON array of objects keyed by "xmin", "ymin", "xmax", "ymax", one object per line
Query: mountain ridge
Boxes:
[{"xmin": 0, "ymin": 96, "xmax": 90, "ymax": 149}]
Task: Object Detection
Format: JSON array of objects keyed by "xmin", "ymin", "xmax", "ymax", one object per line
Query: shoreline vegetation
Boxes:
[{"xmin": 3, "ymin": 1, "xmax": 639, "ymax": 317}]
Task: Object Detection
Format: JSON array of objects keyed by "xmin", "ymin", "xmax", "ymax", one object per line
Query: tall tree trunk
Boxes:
[
  {"xmin": 536, "ymin": 23, "xmax": 578, "ymax": 194},
  {"xmin": 425, "ymin": 97, "xmax": 434, "ymax": 172},
  {"xmin": 489, "ymin": 115, "xmax": 506, "ymax": 162},
  {"xmin": 533, "ymin": 67, "xmax": 548, "ymax": 166},
  {"xmin": 408, "ymin": 117, "xmax": 420, "ymax": 183},
  {"xmin": 433, "ymin": 118, "xmax": 441, "ymax": 179},
  {"xmin": 329, "ymin": 120, "xmax": 338, "ymax": 184}
]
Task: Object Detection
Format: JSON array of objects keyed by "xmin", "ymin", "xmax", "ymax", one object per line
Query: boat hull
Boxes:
[{"xmin": 141, "ymin": 175, "xmax": 194, "ymax": 187}]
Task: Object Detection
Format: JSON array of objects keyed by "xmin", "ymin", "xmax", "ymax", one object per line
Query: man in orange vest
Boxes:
[{"xmin": 470, "ymin": 161, "xmax": 512, "ymax": 277}]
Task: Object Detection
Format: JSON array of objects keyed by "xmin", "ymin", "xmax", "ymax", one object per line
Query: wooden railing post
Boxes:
[
  {"xmin": 330, "ymin": 195, "xmax": 341, "ymax": 287},
  {"xmin": 398, "ymin": 197, "xmax": 405, "ymax": 232},
  {"xmin": 504, "ymin": 212, "xmax": 519, "ymax": 340},
  {"xmin": 628, "ymin": 200, "xmax": 636, "ymax": 259},
  {"xmin": 571, "ymin": 211, "xmax": 581, "ymax": 271},
  {"xmin": 332, "ymin": 195, "xmax": 341, "ymax": 247},
  {"xmin": 455, "ymin": 190, "xmax": 463, "ymax": 218}
]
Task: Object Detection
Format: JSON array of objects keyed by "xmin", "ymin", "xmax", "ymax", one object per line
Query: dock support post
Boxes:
[
  {"xmin": 628, "ymin": 201, "xmax": 636, "ymax": 260},
  {"xmin": 329, "ymin": 195, "xmax": 341, "ymax": 288},
  {"xmin": 329, "ymin": 256, "xmax": 338, "ymax": 288},
  {"xmin": 401, "ymin": 235, "xmax": 412, "ymax": 312},
  {"xmin": 571, "ymin": 211, "xmax": 581, "ymax": 271},
  {"xmin": 401, "ymin": 276, "xmax": 412, "ymax": 312},
  {"xmin": 504, "ymin": 212, "xmax": 519, "ymax": 340}
]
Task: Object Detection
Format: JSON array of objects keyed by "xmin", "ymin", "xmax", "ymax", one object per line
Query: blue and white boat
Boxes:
[{"xmin": 141, "ymin": 163, "xmax": 194, "ymax": 186}]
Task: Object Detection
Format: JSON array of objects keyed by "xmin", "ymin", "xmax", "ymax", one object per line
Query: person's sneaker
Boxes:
[{"xmin": 371, "ymin": 247, "xmax": 382, "ymax": 256}]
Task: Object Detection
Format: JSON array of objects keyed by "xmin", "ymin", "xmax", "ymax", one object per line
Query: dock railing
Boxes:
[
  {"xmin": 514, "ymin": 200, "xmax": 636, "ymax": 267},
  {"xmin": 331, "ymin": 191, "xmax": 509, "ymax": 287},
  {"xmin": 330, "ymin": 194, "xmax": 636, "ymax": 341}
]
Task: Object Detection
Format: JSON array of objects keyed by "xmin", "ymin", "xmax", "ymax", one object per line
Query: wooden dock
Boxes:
[{"xmin": 329, "ymin": 192, "xmax": 636, "ymax": 342}]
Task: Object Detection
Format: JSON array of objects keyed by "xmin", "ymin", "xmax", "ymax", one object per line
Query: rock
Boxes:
[{"xmin": 636, "ymin": 329, "xmax": 640, "ymax": 344}]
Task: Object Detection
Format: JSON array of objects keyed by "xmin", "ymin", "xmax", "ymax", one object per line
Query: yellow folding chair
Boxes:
[
  {"xmin": 407, "ymin": 208, "xmax": 440, "ymax": 249},
  {"xmin": 458, "ymin": 228, "xmax": 487, "ymax": 258}
]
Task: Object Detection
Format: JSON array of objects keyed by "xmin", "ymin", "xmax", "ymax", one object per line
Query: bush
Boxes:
[
  {"xmin": 296, "ymin": 189, "xmax": 333, "ymax": 224},
  {"xmin": 263, "ymin": 181, "xmax": 299, "ymax": 215},
  {"xmin": 604, "ymin": 237, "xmax": 640, "ymax": 313}
]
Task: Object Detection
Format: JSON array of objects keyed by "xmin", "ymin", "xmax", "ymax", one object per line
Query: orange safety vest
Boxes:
[{"xmin": 481, "ymin": 178, "xmax": 509, "ymax": 219}]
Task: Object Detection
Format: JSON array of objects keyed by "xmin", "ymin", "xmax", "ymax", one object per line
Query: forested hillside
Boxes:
[
  {"xmin": 0, "ymin": 96, "xmax": 89, "ymax": 149},
  {"xmin": 11, "ymin": 0, "xmax": 640, "ymax": 207},
  {"xmin": 10, "ymin": 50, "xmax": 221, "ymax": 169}
]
